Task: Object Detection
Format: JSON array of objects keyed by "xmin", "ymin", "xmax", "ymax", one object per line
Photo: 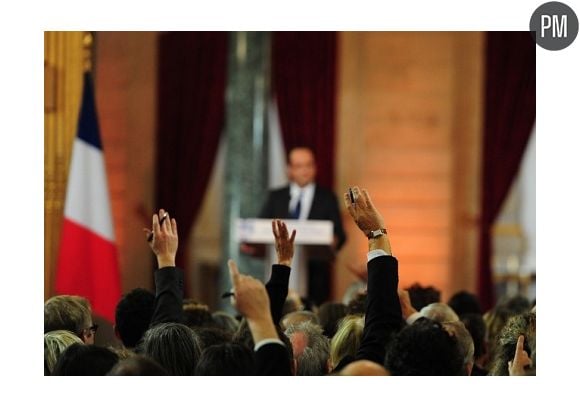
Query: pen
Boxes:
[
  {"xmin": 349, "ymin": 187, "xmax": 356, "ymax": 204},
  {"xmin": 147, "ymin": 212, "xmax": 168, "ymax": 242},
  {"xmin": 221, "ymin": 292, "xmax": 235, "ymax": 299}
]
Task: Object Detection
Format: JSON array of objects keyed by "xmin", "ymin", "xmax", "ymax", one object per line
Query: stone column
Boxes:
[{"xmin": 219, "ymin": 32, "xmax": 271, "ymax": 311}]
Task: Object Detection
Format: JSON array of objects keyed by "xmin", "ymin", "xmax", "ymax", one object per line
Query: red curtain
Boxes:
[
  {"xmin": 155, "ymin": 32, "xmax": 227, "ymax": 291},
  {"xmin": 272, "ymin": 32, "xmax": 338, "ymax": 190},
  {"xmin": 478, "ymin": 32, "xmax": 536, "ymax": 311}
]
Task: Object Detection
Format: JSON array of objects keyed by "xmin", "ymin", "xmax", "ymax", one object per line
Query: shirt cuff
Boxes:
[
  {"xmin": 254, "ymin": 338, "xmax": 285, "ymax": 352},
  {"xmin": 367, "ymin": 249, "xmax": 389, "ymax": 262},
  {"xmin": 406, "ymin": 312, "xmax": 422, "ymax": 325}
]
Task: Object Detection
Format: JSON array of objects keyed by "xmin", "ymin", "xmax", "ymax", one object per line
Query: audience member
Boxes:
[
  {"xmin": 447, "ymin": 290, "xmax": 483, "ymax": 317},
  {"xmin": 195, "ymin": 343, "xmax": 255, "ymax": 375},
  {"xmin": 330, "ymin": 315, "xmax": 364, "ymax": 370},
  {"xmin": 420, "ymin": 302, "xmax": 460, "ymax": 323},
  {"xmin": 52, "ymin": 343, "xmax": 119, "ymax": 376},
  {"xmin": 114, "ymin": 288, "xmax": 155, "ymax": 349},
  {"xmin": 318, "ymin": 302, "xmax": 347, "ymax": 338},
  {"xmin": 212, "ymin": 311, "xmax": 239, "ymax": 335},
  {"xmin": 44, "ymin": 295, "xmax": 96, "ymax": 344},
  {"xmin": 461, "ymin": 313, "xmax": 489, "ymax": 375},
  {"xmin": 139, "ymin": 322, "xmax": 202, "ymax": 376},
  {"xmin": 281, "ymin": 310, "xmax": 320, "ymax": 331},
  {"xmin": 407, "ymin": 283, "xmax": 441, "ymax": 312},
  {"xmin": 285, "ymin": 320, "xmax": 330, "ymax": 375},
  {"xmin": 108, "ymin": 355, "xmax": 168, "ymax": 376},
  {"xmin": 442, "ymin": 321, "xmax": 475, "ymax": 375},
  {"xmin": 44, "ymin": 330, "xmax": 84, "ymax": 375},
  {"xmin": 386, "ymin": 318, "xmax": 464, "ymax": 376},
  {"xmin": 488, "ymin": 311, "xmax": 535, "ymax": 376}
]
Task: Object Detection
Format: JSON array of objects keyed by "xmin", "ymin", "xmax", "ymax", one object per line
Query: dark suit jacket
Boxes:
[
  {"xmin": 150, "ymin": 266, "xmax": 184, "ymax": 327},
  {"xmin": 355, "ymin": 255, "xmax": 402, "ymax": 365},
  {"xmin": 259, "ymin": 184, "xmax": 346, "ymax": 250}
]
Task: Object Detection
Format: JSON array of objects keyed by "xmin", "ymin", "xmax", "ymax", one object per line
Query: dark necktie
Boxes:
[{"xmin": 291, "ymin": 193, "xmax": 302, "ymax": 219}]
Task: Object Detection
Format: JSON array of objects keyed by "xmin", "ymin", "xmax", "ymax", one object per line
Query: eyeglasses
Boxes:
[{"xmin": 83, "ymin": 324, "xmax": 99, "ymax": 334}]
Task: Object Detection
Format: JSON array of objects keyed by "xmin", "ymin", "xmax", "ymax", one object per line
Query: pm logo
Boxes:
[{"xmin": 530, "ymin": 2, "xmax": 578, "ymax": 50}]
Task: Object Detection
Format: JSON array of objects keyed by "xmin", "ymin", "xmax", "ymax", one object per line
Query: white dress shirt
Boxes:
[{"xmin": 289, "ymin": 182, "xmax": 315, "ymax": 219}]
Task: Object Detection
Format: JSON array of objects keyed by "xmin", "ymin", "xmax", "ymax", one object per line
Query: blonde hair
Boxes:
[
  {"xmin": 44, "ymin": 330, "xmax": 84, "ymax": 374},
  {"xmin": 330, "ymin": 315, "xmax": 364, "ymax": 369},
  {"xmin": 44, "ymin": 295, "xmax": 92, "ymax": 335}
]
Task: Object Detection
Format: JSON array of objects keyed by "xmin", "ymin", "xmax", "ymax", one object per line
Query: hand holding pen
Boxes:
[{"xmin": 144, "ymin": 209, "xmax": 178, "ymax": 268}]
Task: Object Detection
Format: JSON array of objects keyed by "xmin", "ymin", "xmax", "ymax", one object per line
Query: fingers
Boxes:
[
  {"xmin": 515, "ymin": 334, "xmax": 525, "ymax": 355},
  {"xmin": 171, "ymin": 218, "xmax": 178, "ymax": 236},
  {"xmin": 272, "ymin": 220, "xmax": 279, "ymax": 238},
  {"xmin": 228, "ymin": 259, "xmax": 240, "ymax": 287},
  {"xmin": 361, "ymin": 189, "xmax": 375, "ymax": 210},
  {"xmin": 152, "ymin": 213, "xmax": 161, "ymax": 235},
  {"xmin": 343, "ymin": 193, "xmax": 356, "ymax": 219},
  {"xmin": 354, "ymin": 186, "xmax": 368, "ymax": 209},
  {"xmin": 290, "ymin": 229, "xmax": 296, "ymax": 244},
  {"xmin": 279, "ymin": 220, "xmax": 288, "ymax": 239}
]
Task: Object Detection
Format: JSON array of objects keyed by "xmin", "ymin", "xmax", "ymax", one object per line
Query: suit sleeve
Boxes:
[
  {"xmin": 254, "ymin": 343, "xmax": 292, "ymax": 375},
  {"xmin": 265, "ymin": 264, "xmax": 291, "ymax": 325},
  {"xmin": 150, "ymin": 266, "xmax": 184, "ymax": 326},
  {"xmin": 355, "ymin": 255, "xmax": 401, "ymax": 365}
]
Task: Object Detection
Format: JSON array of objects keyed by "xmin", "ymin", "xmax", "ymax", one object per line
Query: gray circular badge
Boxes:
[{"xmin": 530, "ymin": 1, "xmax": 578, "ymax": 50}]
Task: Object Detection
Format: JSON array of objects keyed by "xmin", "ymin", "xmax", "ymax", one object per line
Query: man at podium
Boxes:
[{"xmin": 257, "ymin": 147, "xmax": 346, "ymax": 305}]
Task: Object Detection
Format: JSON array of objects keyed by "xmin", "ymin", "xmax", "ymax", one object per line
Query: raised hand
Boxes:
[
  {"xmin": 397, "ymin": 289, "xmax": 418, "ymax": 320},
  {"xmin": 228, "ymin": 259, "xmax": 271, "ymax": 323},
  {"xmin": 508, "ymin": 335, "xmax": 532, "ymax": 376},
  {"xmin": 143, "ymin": 209, "xmax": 178, "ymax": 268},
  {"xmin": 343, "ymin": 186, "xmax": 385, "ymax": 236},
  {"xmin": 272, "ymin": 219, "xmax": 296, "ymax": 267}
]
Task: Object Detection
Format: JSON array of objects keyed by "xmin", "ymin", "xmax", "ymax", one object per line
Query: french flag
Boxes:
[{"xmin": 55, "ymin": 72, "xmax": 121, "ymax": 323}]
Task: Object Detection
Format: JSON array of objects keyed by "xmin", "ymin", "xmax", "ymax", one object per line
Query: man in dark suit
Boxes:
[{"xmin": 258, "ymin": 147, "xmax": 346, "ymax": 305}]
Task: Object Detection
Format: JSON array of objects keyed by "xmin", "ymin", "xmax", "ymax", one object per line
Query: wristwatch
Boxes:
[{"xmin": 367, "ymin": 228, "xmax": 387, "ymax": 239}]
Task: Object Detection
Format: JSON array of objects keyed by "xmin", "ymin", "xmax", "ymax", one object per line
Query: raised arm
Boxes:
[
  {"xmin": 343, "ymin": 187, "xmax": 402, "ymax": 365},
  {"xmin": 266, "ymin": 219, "xmax": 296, "ymax": 325},
  {"xmin": 145, "ymin": 209, "xmax": 184, "ymax": 326},
  {"xmin": 228, "ymin": 259, "xmax": 291, "ymax": 375}
]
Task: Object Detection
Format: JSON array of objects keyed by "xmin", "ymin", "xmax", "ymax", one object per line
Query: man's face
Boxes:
[{"xmin": 288, "ymin": 149, "xmax": 316, "ymax": 187}]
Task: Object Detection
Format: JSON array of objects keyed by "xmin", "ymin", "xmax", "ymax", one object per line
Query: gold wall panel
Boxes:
[{"xmin": 44, "ymin": 31, "xmax": 85, "ymax": 300}]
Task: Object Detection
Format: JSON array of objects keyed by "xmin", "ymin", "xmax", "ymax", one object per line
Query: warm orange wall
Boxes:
[
  {"xmin": 95, "ymin": 32, "xmax": 159, "ymax": 293},
  {"xmin": 335, "ymin": 32, "xmax": 483, "ymax": 301}
]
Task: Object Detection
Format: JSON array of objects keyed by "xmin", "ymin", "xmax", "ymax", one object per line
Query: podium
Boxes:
[{"xmin": 235, "ymin": 218, "xmax": 334, "ymax": 296}]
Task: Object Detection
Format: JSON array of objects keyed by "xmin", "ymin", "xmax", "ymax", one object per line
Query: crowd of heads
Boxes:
[{"xmin": 44, "ymin": 288, "xmax": 535, "ymax": 376}]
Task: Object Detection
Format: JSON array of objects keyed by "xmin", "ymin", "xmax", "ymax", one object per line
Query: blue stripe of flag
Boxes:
[{"xmin": 76, "ymin": 72, "xmax": 102, "ymax": 150}]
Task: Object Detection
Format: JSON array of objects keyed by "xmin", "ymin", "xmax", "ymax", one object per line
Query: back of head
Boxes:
[
  {"xmin": 195, "ymin": 343, "xmax": 255, "ymax": 375},
  {"xmin": 285, "ymin": 321, "xmax": 330, "ymax": 376},
  {"xmin": 115, "ymin": 288, "xmax": 155, "ymax": 348},
  {"xmin": 183, "ymin": 301, "xmax": 216, "ymax": 329},
  {"xmin": 212, "ymin": 311, "xmax": 240, "ymax": 335},
  {"xmin": 501, "ymin": 295, "xmax": 532, "ymax": 315},
  {"xmin": 194, "ymin": 327, "xmax": 233, "ymax": 350},
  {"xmin": 318, "ymin": 302, "xmax": 347, "ymax": 338},
  {"xmin": 442, "ymin": 321, "xmax": 474, "ymax": 375},
  {"xmin": 461, "ymin": 313, "xmax": 487, "ymax": 360},
  {"xmin": 387, "ymin": 318, "xmax": 464, "ymax": 376},
  {"xmin": 52, "ymin": 344, "xmax": 119, "ymax": 376},
  {"xmin": 407, "ymin": 283, "xmax": 441, "ymax": 311},
  {"xmin": 338, "ymin": 360, "xmax": 390, "ymax": 376},
  {"xmin": 346, "ymin": 292, "xmax": 367, "ymax": 315},
  {"xmin": 448, "ymin": 291, "xmax": 482, "ymax": 317},
  {"xmin": 108, "ymin": 355, "xmax": 168, "ymax": 376},
  {"xmin": 281, "ymin": 310, "xmax": 320, "ymax": 331},
  {"xmin": 44, "ymin": 295, "xmax": 92, "ymax": 336},
  {"xmin": 139, "ymin": 322, "xmax": 202, "ymax": 375},
  {"xmin": 488, "ymin": 311, "xmax": 536, "ymax": 376},
  {"xmin": 44, "ymin": 330, "xmax": 84, "ymax": 375},
  {"xmin": 420, "ymin": 302, "xmax": 460, "ymax": 323},
  {"xmin": 330, "ymin": 315, "xmax": 364, "ymax": 369}
]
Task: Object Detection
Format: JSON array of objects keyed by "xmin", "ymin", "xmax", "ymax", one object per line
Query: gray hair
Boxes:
[
  {"xmin": 443, "ymin": 321, "xmax": 475, "ymax": 374},
  {"xmin": 285, "ymin": 321, "xmax": 329, "ymax": 375},
  {"xmin": 420, "ymin": 303, "xmax": 460, "ymax": 323},
  {"xmin": 139, "ymin": 322, "xmax": 202, "ymax": 375}
]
